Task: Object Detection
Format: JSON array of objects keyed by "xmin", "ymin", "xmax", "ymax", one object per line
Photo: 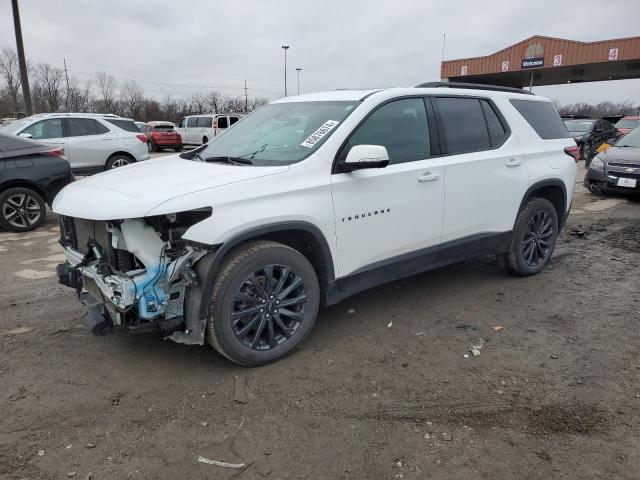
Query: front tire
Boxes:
[
  {"xmin": 0, "ymin": 187, "xmax": 46, "ymax": 232},
  {"xmin": 498, "ymin": 197, "xmax": 558, "ymax": 276},
  {"xmin": 206, "ymin": 241, "xmax": 320, "ymax": 366}
]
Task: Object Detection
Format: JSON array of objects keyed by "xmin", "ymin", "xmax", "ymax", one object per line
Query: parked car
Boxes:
[
  {"xmin": 175, "ymin": 114, "xmax": 242, "ymax": 145},
  {"xmin": 563, "ymin": 118, "xmax": 618, "ymax": 164},
  {"xmin": 0, "ymin": 113, "xmax": 150, "ymax": 173},
  {"xmin": 0, "ymin": 133, "xmax": 73, "ymax": 232},
  {"xmin": 584, "ymin": 126, "xmax": 640, "ymax": 195},
  {"xmin": 139, "ymin": 122, "xmax": 182, "ymax": 152},
  {"xmin": 614, "ymin": 116, "xmax": 640, "ymax": 136},
  {"xmin": 53, "ymin": 83, "xmax": 577, "ymax": 366}
]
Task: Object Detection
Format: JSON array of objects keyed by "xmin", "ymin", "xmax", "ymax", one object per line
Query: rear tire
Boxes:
[
  {"xmin": 206, "ymin": 241, "xmax": 320, "ymax": 366},
  {"xmin": 497, "ymin": 197, "xmax": 558, "ymax": 276},
  {"xmin": 0, "ymin": 187, "xmax": 46, "ymax": 232},
  {"xmin": 106, "ymin": 154, "xmax": 132, "ymax": 169},
  {"xmin": 175, "ymin": 144, "xmax": 183, "ymax": 152}
]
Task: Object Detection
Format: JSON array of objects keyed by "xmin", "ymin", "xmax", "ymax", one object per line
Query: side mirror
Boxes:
[
  {"xmin": 19, "ymin": 133, "xmax": 33, "ymax": 139},
  {"xmin": 342, "ymin": 144, "xmax": 389, "ymax": 172}
]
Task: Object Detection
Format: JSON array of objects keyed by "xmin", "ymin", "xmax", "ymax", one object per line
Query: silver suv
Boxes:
[{"xmin": 0, "ymin": 113, "xmax": 150, "ymax": 173}]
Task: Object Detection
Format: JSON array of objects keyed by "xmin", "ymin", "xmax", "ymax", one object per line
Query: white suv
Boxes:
[
  {"xmin": 0, "ymin": 113, "xmax": 150, "ymax": 172},
  {"xmin": 53, "ymin": 83, "xmax": 577, "ymax": 366}
]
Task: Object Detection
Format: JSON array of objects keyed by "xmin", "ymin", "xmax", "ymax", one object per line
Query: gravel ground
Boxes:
[{"xmin": 1, "ymin": 163, "xmax": 639, "ymax": 480}]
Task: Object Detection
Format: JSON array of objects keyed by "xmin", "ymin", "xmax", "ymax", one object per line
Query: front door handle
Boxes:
[
  {"xmin": 418, "ymin": 172, "xmax": 440, "ymax": 182},
  {"xmin": 506, "ymin": 159, "xmax": 522, "ymax": 167}
]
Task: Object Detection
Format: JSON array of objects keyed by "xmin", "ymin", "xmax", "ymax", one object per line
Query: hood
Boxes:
[
  {"xmin": 600, "ymin": 146, "xmax": 640, "ymax": 164},
  {"xmin": 53, "ymin": 154, "xmax": 289, "ymax": 220}
]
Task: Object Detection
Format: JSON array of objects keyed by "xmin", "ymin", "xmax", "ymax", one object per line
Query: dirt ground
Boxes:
[{"xmin": 1, "ymin": 163, "xmax": 639, "ymax": 480}]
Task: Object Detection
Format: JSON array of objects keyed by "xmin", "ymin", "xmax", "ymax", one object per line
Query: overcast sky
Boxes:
[{"xmin": 1, "ymin": 0, "xmax": 639, "ymax": 105}]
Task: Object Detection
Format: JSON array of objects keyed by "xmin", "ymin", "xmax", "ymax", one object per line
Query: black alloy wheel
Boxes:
[
  {"xmin": 521, "ymin": 209, "xmax": 553, "ymax": 267},
  {"xmin": 231, "ymin": 264, "xmax": 307, "ymax": 350}
]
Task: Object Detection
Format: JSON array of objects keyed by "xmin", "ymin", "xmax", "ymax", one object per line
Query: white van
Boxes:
[{"xmin": 175, "ymin": 114, "xmax": 242, "ymax": 145}]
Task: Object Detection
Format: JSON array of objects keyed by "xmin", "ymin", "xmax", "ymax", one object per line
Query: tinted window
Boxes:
[
  {"xmin": 436, "ymin": 97, "xmax": 490, "ymax": 154},
  {"xmin": 510, "ymin": 99, "xmax": 568, "ymax": 139},
  {"xmin": 345, "ymin": 98, "xmax": 429, "ymax": 165},
  {"xmin": 186, "ymin": 117, "xmax": 197, "ymax": 127},
  {"xmin": 153, "ymin": 124, "xmax": 174, "ymax": 131},
  {"xmin": 104, "ymin": 119, "xmax": 139, "ymax": 132},
  {"xmin": 20, "ymin": 118, "xmax": 63, "ymax": 140},
  {"xmin": 481, "ymin": 100, "xmax": 508, "ymax": 147},
  {"xmin": 67, "ymin": 118, "xmax": 109, "ymax": 137},
  {"xmin": 217, "ymin": 116, "xmax": 228, "ymax": 129},
  {"xmin": 178, "ymin": 118, "xmax": 186, "ymax": 128},
  {"xmin": 196, "ymin": 116, "xmax": 212, "ymax": 128},
  {"xmin": 229, "ymin": 116, "xmax": 239, "ymax": 126}
]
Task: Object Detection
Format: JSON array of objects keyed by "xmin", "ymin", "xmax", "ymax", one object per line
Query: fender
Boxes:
[
  {"xmin": 518, "ymin": 179, "xmax": 568, "ymax": 229},
  {"xmin": 173, "ymin": 221, "xmax": 335, "ymax": 345}
]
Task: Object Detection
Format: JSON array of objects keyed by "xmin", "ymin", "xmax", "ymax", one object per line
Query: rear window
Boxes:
[
  {"xmin": 0, "ymin": 133, "xmax": 37, "ymax": 151},
  {"xmin": 615, "ymin": 118, "xmax": 640, "ymax": 129},
  {"xmin": 435, "ymin": 97, "xmax": 490, "ymax": 154},
  {"xmin": 510, "ymin": 100, "xmax": 569, "ymax": 139},
  {"xmin": 104, "ymin": 119, "xmax": 140, "ymax": 132},
  {"xmin": 153, "ymin": 125, "xmax": 174, "ymax": 131}
]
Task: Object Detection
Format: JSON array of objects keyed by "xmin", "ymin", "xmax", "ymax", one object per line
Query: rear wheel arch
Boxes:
[
  {"xmin": 517, "ymin": 180, "xmax": 567, "ymax": 229},
  {"xmin": 0, "ymin": 179, "xmax": 51, "ymax": 205}
]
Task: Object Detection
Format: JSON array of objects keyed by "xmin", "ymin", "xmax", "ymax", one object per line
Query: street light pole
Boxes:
[
  {"xmin": 281, "ymin": 45, "xmax": 289, "ymax": 97},
  {"xmin": 296, "ymin": 67, "xmax": 302, "ymax": 95},
  {"xmin": 11, "ymin": 0, "xmax": 32, "ymax": 115}
]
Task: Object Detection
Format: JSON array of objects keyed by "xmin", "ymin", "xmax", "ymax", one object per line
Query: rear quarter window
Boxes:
[
  {"xmin": 104, "ymin": 119, "xmax": 140, "ymax": 133},
  {"xmin": 510, "ymin": 99, "xmax": 569, "ymax": 140}
]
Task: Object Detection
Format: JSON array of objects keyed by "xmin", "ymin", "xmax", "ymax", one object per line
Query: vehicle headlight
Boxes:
[{"xmin": 589, "ymin": 157, "xmax": 604, "ymax": 172}]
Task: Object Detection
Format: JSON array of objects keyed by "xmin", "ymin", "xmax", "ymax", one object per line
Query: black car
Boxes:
[
  {"xmin": 563, "ymin": 118, "xmax": 619, "ymax": 164},
  {"xmin": 584, "ymin": 126, "xmax": 640, "ymax": 195},
  {"xmin": 0, "ymin": 133, "xmax": 73, "ymax": 232}
]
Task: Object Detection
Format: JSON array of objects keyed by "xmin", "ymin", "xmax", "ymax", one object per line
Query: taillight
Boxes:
[
  {"xmin": 136, "ymin": 134, "xmax": 147, "ymax": 143},
  {"xmin": 48, "ymin": 148, "xmax": 64, "ymax": 157},
  {"xmin": 564, "ymin": 146, "xmax": 581, "ymax": 162}
]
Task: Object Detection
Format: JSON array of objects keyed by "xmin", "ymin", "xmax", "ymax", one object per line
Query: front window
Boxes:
[
  {"xmin": 615, "ymin": 118, "xmax": 640, "ymax": 129},
  {"xmin": 197, "ymin": 101, "xmax": 359, "ymax": 166},
  {"xmin": 614, "ymin": 127, "xmax": 640, "ymax": 147},
  {"xmin": 564, "ymin": 120, "xmax": 594, "ymax": 133}
]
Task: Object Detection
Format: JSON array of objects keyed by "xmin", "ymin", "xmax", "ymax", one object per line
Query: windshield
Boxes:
[
  {"xmin": 614, "ymin": 127, "xmax": 640, "ymax": 147},
  {"xmin": 615, "ymin": 118, "xmax": 640, "ymax": 129},
  {"xmin": 197, "ymin": 101, "xmax": 359, "ymax": 165},
  {"xmin": 563, "ymin": 120, "xmax": 594, "ymax": 133}
]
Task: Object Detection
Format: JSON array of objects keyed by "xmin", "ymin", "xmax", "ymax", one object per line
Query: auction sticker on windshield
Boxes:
[{"xmin": 301, "ymin": 120, "xmax": 340, "ymax": 148}]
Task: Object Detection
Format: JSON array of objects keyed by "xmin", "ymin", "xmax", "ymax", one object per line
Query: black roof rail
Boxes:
[{"xmin": 416, "ymin": 82, "xmax": 534, "ymax": 95}]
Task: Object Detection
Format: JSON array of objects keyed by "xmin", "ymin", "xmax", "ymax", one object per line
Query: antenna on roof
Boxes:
[{"xmin": 442, "ymin": 33, "xmax": 446, "ymax": 61}]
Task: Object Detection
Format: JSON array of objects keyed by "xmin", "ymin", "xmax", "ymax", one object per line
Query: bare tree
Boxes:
[
  {"xmin": 66, "ymin": 78, "xmax": 94, "ymax": 112},
  {"xmin": 119, "ymin": 79, "xmax": 144, "ymax": 119},
  {"xmin": 33, "ymin": 63, "xmax": 64, "ymax": 112},
  {"xmin": 206, "ymin": 91, "xmax": 222, "ymax": 113},
  {"xmin": 0, "ymin": 47, "xmax": 22, "ymax": 113},
  {"xmin": 95, "ymin": 71, "xmax": 116, "ymax": 112}
]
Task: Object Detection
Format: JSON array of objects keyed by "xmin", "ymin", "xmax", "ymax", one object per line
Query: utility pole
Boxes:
[
  {"xmin": 11, "ymin": 0, "xmax": 32, "ymax": 115},
  {"xmin": 296, "ymin": 67, "xmax": 302, "ymax": 95},
  {"xmin": 281, "ymin": 45, "xmax": 289, "ymax": 97},
  {"xmin": 244, "ymin": 80, "xmax": 248, "ymax": 113},
  {"xmin": 63, "ymin": 58, "xmax": 71, "ymax": 111}
]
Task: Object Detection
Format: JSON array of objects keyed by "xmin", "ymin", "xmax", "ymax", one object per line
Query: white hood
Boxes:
[{"xmin": 53, "ymin": 155, "xmax": 289, "ymax": 220}]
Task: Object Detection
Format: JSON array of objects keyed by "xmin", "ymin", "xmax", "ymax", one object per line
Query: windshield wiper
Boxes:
[
  {"xmin": 615, "ymin": 145, "xmax": 639, "ymax": 148},
  {"xmin": 203, "ymin": 156, "xmax": 253, "ymax": 165}
]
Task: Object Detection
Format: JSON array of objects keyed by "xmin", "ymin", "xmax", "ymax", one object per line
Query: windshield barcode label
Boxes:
[{"xmin": 301, "ymin": 120, "xmax": 340, "ymax": 148}]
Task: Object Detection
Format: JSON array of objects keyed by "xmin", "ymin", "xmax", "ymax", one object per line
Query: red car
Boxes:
[
  {"xmin": 614, "ymin": 116, "xmax": 640, "ymax": 136},
  {"xmin": 139, "ymin": 122, "xmax": 182, "ymax": 152}
]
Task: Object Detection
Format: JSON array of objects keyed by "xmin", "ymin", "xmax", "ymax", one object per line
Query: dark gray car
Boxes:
[{"xmin": 584, "ymin": 127, "xmax": 640, "ymax": 195}]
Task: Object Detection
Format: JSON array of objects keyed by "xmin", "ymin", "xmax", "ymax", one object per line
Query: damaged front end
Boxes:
[{"xmin": 57, "ymin": 209, "xmax": 213, "ymax": 341}]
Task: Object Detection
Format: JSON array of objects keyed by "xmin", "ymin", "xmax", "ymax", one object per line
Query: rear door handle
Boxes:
[
  {"xmin": 102, "ymin": 136, "xmax": 113, "ymax": 141},
  {"xmin": 418, "ymin": 172, "xmax": 440, "ymax": 182},
  {"xmin": 506, "ymin": 159, "xmax": 522, "ymax": 167}
]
